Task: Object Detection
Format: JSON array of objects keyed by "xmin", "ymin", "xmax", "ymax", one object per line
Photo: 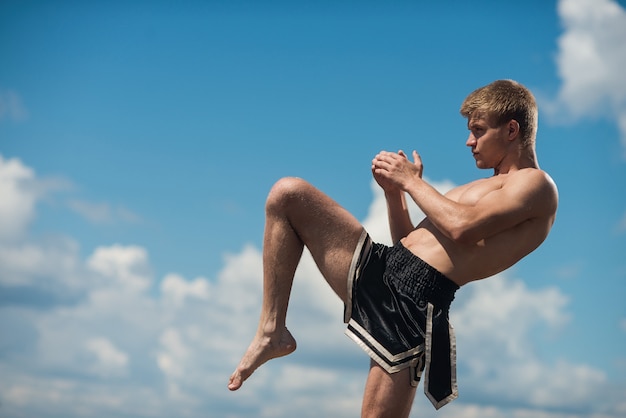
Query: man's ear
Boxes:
[{"xmin": 508, "ymin": 120, "xmax": 520, "ymax": 141}]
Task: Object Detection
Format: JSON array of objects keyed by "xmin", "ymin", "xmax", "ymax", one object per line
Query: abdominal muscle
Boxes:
[{"xmin": 400, "ymin": 218, "xmax": 545, "ymax": 287}]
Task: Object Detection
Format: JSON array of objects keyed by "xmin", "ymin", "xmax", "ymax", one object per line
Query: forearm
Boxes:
[
  {"xmin": 404, "ymin": 178, "xmax": 470, "ymax": 241},
  {"xmin": 385, "ymin": 190, "xmax": 414, "ymax": 243},
  {"xmin": 372, "ymin": 149, "xmax": 472, "ymax": 242}
]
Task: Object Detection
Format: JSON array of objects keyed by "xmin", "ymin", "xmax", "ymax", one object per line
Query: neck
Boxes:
[{"xmin": 493, "ymin": 146, "xmax": 538, "ymax": 175}]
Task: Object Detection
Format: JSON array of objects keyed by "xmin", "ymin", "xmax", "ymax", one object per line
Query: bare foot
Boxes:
[{"xmin": 228, "ymin": 327, "xmax": 297, "ymax": 391}]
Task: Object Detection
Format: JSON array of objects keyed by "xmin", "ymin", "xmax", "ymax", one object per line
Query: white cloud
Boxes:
[
  {"xmin": 553, "ymin": 260, "xmax": 585, "ymax": 280},
  {"xmin": 0, "ymin": 155, "xmax": 139, "ymax": 248},
  {"xmin": 87, "ymin": 244, "xmax": 152, "ymax": 292},
  {"xmin": 0, "ymin": 237, "xmax": 82, "ymax": 287},
  {"xmin": 452, "ymin": 276, "xmax": 605, "ymax": 409},
  {"xmin": 0, "ymin": 155, "xmax": 40, "ymax": 242},
  {"xmin": 0, "ymin": 89, "xmax": 29, "ymax": 122},
  {"xmin": 85, "ymin": 337, "xmax": 129, "ymax": 377},
  {"xmin": 0, "ymin": 159, "xmax": 624, "ymax": 418},
  {"xmin": 66, "ymin": 198, "xmax": 141, "ymax": 224},
  {"xmin": 0, "ymin": 156, "xmax": 82, "ymax": 289},
  {"xmin": 0, "ymin": 156, "xmax": 72, "ymax": 227},
  {"xmin": 412, "ymin": 401, "xmax": 624, "ymax": 418},
  {"xmin": 157, "ymin": 328, "xmax": 190, "ymax": 379},
  {"xmin": 160, "ymin": 273, "xmax": 211, "ymax": 308},
  {"xmin": 550, "ymin": 0, "xmax": 626, "ymax": 155}
]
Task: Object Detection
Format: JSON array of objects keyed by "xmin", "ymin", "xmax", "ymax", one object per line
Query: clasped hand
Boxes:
[{"xmin": 371, "ymin": 150, "xmax": 423, "ymax": 192}]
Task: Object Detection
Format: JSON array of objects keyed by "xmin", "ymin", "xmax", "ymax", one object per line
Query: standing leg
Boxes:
[
  {"xmin": 228, "ymin": 177, "xmax": 364, "ymax": 390},
  {"xmin": 361, "ymin": 361, "xmax": 417, "ymax": 418}
]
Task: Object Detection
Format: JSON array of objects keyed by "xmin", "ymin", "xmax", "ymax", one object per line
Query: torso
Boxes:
[{"xmin": 401, "ymin": 171, "xmax": 556, "ymax": 286}]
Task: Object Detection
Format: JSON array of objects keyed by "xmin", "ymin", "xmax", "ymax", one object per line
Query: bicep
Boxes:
[{"xmin": 465, "ymin": 174, "xmax": 557, "ymax": 241}]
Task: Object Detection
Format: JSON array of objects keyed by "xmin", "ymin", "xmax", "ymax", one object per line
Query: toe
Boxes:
[{"xmin": 228, "ymin": 372, "xmax": 242, "ymax": 391}]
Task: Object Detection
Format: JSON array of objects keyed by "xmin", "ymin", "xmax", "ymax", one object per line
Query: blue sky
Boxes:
[{"xmin": 1, "ymin": 0, "xmax": 625, "ymax": 417}]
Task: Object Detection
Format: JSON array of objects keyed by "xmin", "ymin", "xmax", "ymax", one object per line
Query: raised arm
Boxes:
[
  {"xmin": 372, "ymin": 151, "xmax": 558, "ymax": 244},
  {"xmin": 372, "ymin": 151, "xmax": 416, "ymax": 243},
  {"xmin": 383, "ymin": 189, "xmax": 414, "ymax": 243}
]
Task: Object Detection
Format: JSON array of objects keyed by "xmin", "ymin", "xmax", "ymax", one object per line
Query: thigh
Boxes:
[
  {"xmin": 271, "ymin": 177, "xmax": 364, "ymax": 301},
  {"xmin": 361, "ymin": 360, "xmax": 416, "ymax": 418}
]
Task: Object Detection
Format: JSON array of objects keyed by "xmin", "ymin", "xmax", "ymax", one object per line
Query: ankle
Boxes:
[{"xmin": 258, "ymin": 320, "xmax": 285, "ymax": 337}]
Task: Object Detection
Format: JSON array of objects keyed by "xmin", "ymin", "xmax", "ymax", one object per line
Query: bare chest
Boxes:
[{"xmin": 449, "ymin": 176, "xmax": 506, "ymax": 205}]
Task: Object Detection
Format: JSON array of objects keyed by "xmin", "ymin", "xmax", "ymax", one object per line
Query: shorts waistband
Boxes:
[{"xmin": 388, "ymin": 241, "xmax": 459, "ymax": 309}]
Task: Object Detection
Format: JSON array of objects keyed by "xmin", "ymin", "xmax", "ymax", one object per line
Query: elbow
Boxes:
[
  {"xmin": 448, "ymin": 230, "xmax": 470, "ymax": 244},
  {"xmin": 433, "ymin": 210, "xmax": 482, "ymax": 244},
  {"xmin": 447, "ymin": 223, "xmax": 480, "ymax": 244}
]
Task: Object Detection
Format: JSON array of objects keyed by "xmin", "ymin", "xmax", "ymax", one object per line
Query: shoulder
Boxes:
[
  {"xmin": 506, "ymin": 168, "xmax": 559, "ymax": 213},
  {"xmin": 508, "ymin": 168, "xmax": 557, "ymax": 193}
]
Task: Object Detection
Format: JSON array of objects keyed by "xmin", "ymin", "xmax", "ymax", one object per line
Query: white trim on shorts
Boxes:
[{"xmin": 343, "ymin": 228, "xmax": 370, "ymax": 323}]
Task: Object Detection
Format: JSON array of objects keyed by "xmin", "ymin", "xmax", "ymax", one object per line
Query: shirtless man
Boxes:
[{"xmin": 228, "ymin": 80, "xmax": 558, "ymax": 417}]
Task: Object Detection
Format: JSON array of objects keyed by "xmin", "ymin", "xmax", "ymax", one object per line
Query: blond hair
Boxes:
[{"xmin": 460, "ymin": 80, "xmax": 538, "ymax": 148}]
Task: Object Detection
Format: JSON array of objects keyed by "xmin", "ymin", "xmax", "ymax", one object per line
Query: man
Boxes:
[{"xmin": 228, "ymin": 79, "xmax": 558, "ymax": 417}]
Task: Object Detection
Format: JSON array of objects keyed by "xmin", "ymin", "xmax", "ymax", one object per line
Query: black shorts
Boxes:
[{"xmin": 344, "ymin": 230, "xmax": 460, "ymax": 410}]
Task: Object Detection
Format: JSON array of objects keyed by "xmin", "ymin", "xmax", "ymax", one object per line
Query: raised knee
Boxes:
[{"xmin": 266, "ymin": 177, "xmax": 310, "ymax": 214}]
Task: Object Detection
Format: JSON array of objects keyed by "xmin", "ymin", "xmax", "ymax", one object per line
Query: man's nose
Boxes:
[{"xmin": 466, "ymin": 134, "xmax": 476, "ymax": 147}]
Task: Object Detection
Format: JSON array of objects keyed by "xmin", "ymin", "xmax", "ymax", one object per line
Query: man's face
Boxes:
[{"xmin": 465, "ymin": 116, "xmax": 510, "ymax": 169}]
